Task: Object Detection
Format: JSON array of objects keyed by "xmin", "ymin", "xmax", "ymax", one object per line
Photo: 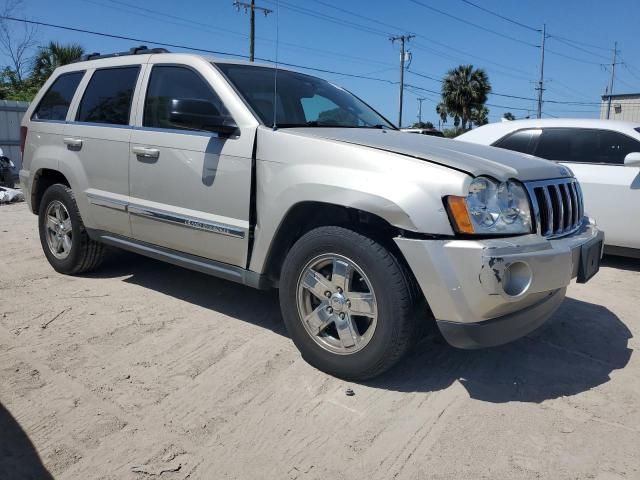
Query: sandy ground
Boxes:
[{"xmin": 0, "ymin": 201, "xmax": 639, "ymax": 480}]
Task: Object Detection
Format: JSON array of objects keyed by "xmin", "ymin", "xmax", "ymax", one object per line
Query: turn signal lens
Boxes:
[{"xmin": 446, "ymin": 196, "xmax": 474, "ymax": 234}]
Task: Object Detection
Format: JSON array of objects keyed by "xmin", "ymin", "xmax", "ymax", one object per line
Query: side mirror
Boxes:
[
  {"xmin": 168, "ymin": 98, "xmax": 238, "ymax": 136},
  {"xmin": 624, "ymin": 152, "xmax": 640, "ymax": 168}
]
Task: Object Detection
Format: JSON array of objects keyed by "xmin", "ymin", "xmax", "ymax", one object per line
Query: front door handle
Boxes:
[
  {"xmin": 63, "ymin": 137, "xmax": 83, "ymax": 149},
  {"xmin": 132, "ymin": 146, "xmax": 160, "ymax": 160}
]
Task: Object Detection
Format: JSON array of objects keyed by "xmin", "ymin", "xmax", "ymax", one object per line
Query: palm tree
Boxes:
[
  {"xmin": 503, "ymin": 112, "xmax": 516, "ymax": 121},
  {"xmin": 32, "ymin": 41, "xmax": 84, "ymax": 85},
  {"xmin": 440, "ymin": 64, "xmax": 491, "ymax": 130}
]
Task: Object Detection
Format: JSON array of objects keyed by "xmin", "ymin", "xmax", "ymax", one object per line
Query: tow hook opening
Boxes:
[{"xmin": 502, "ymin": 261, "xmax": 532, "ymax": 298}]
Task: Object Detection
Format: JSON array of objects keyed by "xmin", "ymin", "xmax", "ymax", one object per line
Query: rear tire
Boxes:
[
  {"xmin": 279, "ymin": 226, "xmax": 419, "ymax": 380},
  {"xmin": 38, "ymin": 184, "xmax": 105, "ymax": 274}
]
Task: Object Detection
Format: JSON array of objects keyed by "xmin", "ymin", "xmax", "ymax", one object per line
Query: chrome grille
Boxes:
[{"xmin": 525, "ymin": 178, "xmax": 584, "ymax": 239}]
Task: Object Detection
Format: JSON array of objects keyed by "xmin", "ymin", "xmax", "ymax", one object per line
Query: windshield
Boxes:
[{"xmin": 215, "ymin": 63, "xmax": 395, "ymax": 129}]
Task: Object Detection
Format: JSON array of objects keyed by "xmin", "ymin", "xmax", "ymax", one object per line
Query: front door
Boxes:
[{"xmin": 128, "ymin": 63, "xmax": 254, "ymax": 267}]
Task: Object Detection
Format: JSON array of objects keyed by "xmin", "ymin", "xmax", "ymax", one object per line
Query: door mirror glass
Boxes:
[
  {"xmin": 168, "ymin": 98, "xmax": 238, "ymax": 136},
  {"xmin": 624, "ymin": 152, "xmax": 640, "ymax": 167}
]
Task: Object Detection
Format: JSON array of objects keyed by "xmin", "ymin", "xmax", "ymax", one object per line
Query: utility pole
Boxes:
[
  {"xmin": 390, "ymin": 34, "xmax": 415, "ymax": 128},
  {"xmin": 536, "ymin": 24, "xmax": 546, "ymax": 119},
  {"xmin": 234, "ymin": 0, "xmax": 272, "ymax": 62},
  {"xmin": 417, "ymin": 97, "xmax": 425, "ymax": 124},
  {"xmin": 606, "ymin": 41, "xmax": 618, "ymax": 119}
]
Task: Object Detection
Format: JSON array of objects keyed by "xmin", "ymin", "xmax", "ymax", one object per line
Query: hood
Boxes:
[{"xmin": 284, "ymin": 128, "xmax": 571, "ymax": 182}]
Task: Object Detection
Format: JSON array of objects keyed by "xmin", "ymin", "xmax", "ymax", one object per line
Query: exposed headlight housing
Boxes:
[{"xmin": 446, "ymin": 177, "xmax": 532, "ymax": 235}]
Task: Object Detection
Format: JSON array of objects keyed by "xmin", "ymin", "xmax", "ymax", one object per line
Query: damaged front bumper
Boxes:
[{"xmin": 395, "ymin": 220, "xmax": 604, "ymax": 349}]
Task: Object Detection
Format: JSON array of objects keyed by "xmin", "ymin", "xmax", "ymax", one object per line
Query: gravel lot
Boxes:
[{"xmin": 1, "ymin": 201, "xmax": 639, "ymax": 480}]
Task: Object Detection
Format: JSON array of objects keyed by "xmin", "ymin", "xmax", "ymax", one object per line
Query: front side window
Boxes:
[
  {"xmin": 32, "ymin": 71, "xmax": 84, "ymax": 121},
  {"xmin": 143, "ymin": 65, "xmax": 230, "ymax": 130},
  {"xmin": 535, "ymin": 128, "xmax": 640, "ymax": 164},
  {"xmin": 494, "ymin": 129, "xmax": 540, "ymax": 155},
  {"xmin": 216, "ymin": 63, "xmax": 394, "ymax": 129},
  {"xmin": 76, "ymin": 66, "xmax": 140, "ymax": 125}
]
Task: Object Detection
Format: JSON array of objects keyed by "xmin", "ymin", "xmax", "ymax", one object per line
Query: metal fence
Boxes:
[{"xmin": 0, "ymin": 100, "xmax": 29, "ymax": 171}]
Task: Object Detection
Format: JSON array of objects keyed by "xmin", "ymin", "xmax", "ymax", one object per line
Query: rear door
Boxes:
[
  {"xmin": 534, "ymin": 127, "xmax": 640, "ymax": 249},
  {"xmin": 128, "ymin": 59, "xmax": 255, "ymax": 267},
  {"xmin": 64, "ymin": 63, "xmax": 143, "ymax": 237}
]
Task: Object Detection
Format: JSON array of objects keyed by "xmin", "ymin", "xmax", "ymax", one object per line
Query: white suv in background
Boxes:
[{"xmin": 459, "ymin": 119, "xmax": 640, "ymax": 257}]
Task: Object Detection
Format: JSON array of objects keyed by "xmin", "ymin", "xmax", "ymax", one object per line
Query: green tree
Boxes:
[
  {"xmin": 32, "ymin": 41, "xmax": 84, "ymax": 85},
  {"xmin": 503, "ymin": 112, "xmax": 516, "ymax": 121},
  {"xmin": 471, "ymin": 105, "xmax": 489, "ymax": 126},
  {"xmin": 439, "ymin": 64, "xmax": 491, "ymax": 130}
]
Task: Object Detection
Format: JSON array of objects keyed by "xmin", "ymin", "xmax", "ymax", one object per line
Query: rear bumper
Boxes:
[{"xmin": 395, "ymin": 220, "xmax": 604, "ymax": 348}]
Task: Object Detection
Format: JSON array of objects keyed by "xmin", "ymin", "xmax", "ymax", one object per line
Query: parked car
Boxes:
[
  {"xmin": 401, "ymin": 127, "xmax": 445, "ymax": 137},
  {"xmin": 0, "ymin": 147, "xmax": 18, "ymax": 188},
  {"xmin": 19, "ymin": 47, "xmax": 603, "ymax": 379},
  {"xmin": 458, "ymin": 119, "xmax": 640, "ymax": 257}
]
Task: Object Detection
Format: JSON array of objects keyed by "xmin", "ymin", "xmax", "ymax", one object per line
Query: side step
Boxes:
[{"xmin": 90, "ymin": 230, "xmax": 272, "ymax": 290}]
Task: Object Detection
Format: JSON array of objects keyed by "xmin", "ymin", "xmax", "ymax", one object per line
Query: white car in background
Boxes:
[{"xmin": 458, "ymin": 119, "xmax": 640, "ymax": 257}]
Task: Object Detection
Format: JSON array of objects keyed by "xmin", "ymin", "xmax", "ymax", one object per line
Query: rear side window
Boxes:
[
  {"xmin": 494, "ymin": 129, "xmax": 540, "ymax": 155},
  {"xmin": 32, "ymin": 71, "xmax": 84, "ymax": 121},
  {"xmin": 535, "ymin": 128, "xmax": 640, "ymax": 164},
  {"xmin": 143, "ymin": 65, "xmax": 229, "ymax": 130},
  {"xmin": 76, "ymin": 66, "xmax": 140, "ymax": 125}
]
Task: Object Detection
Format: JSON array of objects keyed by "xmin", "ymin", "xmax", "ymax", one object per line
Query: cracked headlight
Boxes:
[{"xmin": 446, "ymin": 177, "xmax": 532, "ymax": 235}]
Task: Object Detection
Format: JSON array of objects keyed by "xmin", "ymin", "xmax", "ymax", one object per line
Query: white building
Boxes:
[{"xmin": 600, "ymin": 94, "xmax": 640, "ymax": 122}]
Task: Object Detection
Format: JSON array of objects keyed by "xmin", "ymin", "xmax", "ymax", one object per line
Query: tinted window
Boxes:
[
  {"xmin": 216, "ymin": 63, "xmax": 394, "ymax": 128},
  {"xmin": 597, "ymin": 130, "xmax": 640, "ymax": 164},
  {"xmin": 144, "ymin": 66, "xmax": 229, "ymax": 130},
  {"xmin": 535, "ymin": 128, "xmax": 640, "ymax": 165},
  {"xmin": 32, "ymin": 71, "xmax": 84, "ymax": 121},
  {"xmin": 76, "ymin": 66, "xmax": 140, "ymax": 125},
  {"xmin": 494, "ymin": 129, "xmax": 540, "ymax": 154}
]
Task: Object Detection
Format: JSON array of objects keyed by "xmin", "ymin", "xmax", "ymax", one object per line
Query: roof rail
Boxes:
[{"xmin": 73, "ymin": 45, "xmax": 170, "ymax": 63}]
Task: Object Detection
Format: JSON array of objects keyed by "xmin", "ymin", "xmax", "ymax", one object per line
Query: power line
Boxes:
[
  {"xmin": 459, "ymin": 0, "xmax": 540, "ymax": 32},
  {"xmin": 549, "ymin": 36, "xmax": 610, "ymax": 61},
  {"xmin": 0, "ymin": 15, "xmax": 617, "ymax": 110},
  {"xmin": 262, "ymin": 0, "xmax": 390, "ymax": 37},
  {"xmin": 408, "ymin": 0, "xmax": 539, "ymax": 48},
  {"xmin": 390, "ymin": 34, "xmax": 415, "ymax": 127},
  {"xmin": 545, "ymin": 47, "xmax": 606, "ymax": 66},
  {"xmin": 89, "ymin": 0, "xmax": 395, "ymax": 69}
]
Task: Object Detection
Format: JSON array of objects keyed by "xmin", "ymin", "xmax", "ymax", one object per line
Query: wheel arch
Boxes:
[
  {"xmin": 30, "ymin": 168, "xmax": 70, "ymax": 214},
  {"xmin": 260, "ymin": 201, "xmax": 414, "ymax": 285}
]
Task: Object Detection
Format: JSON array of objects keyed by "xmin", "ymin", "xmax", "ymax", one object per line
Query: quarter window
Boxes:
[
  {"xmin": 143, "ymin": 66, "xmax": 230, "ymax": 130},
  {"xmin": 32, "ymin": 71, "xmax": 84, "ymax": 121},
  {"xmin": 76, "ymin": 66, "xmax": 140, "ymax": 125}
]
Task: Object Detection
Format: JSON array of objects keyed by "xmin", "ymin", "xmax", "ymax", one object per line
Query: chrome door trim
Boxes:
[
  {"xmin": 86, "ymin": 192, "xmax": 128, "ymax": 212},
  {"xmin": 128, "ymin": 204, "xmax": 246, "ymax": 239}
]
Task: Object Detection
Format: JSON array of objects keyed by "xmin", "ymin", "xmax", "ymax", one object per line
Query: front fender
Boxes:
[{"xmin": 249, "ymin": 127, "xmax": 471, "ymax": 273}]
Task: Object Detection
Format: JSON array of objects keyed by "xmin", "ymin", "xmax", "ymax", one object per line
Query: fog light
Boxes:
[{"xmin": 502, "ymin": 261, "xmax": 532, "ymax": 297}]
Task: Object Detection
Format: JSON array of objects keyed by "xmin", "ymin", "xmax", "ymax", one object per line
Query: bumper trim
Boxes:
[{"xmin": 436, "ymin": 287, "xmax": 566, "ymax": 349}]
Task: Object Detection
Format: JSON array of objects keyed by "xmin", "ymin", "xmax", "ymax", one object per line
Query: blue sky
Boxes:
[{"xmin": 5, "ymin": 0, "xmax": 640, "ymax": 127}]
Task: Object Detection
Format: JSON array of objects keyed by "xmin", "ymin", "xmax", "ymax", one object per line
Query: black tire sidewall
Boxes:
[
  {"xmin": 279, "ymin": 227, "xmax": 412, "ymax": 379},
  {"xmin": 38, "ymin": 184, "xmax": 86, "ymax": 274}
]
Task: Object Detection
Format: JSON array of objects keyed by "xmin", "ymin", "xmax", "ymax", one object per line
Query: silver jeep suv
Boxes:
[{"xmin": 19, "ymin": 47, "xmax": 604, "ymax": 379}]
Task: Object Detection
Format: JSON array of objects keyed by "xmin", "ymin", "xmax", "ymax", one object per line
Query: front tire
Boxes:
[
  {"xmin": 279, "ymin": 226, "xmax": 420, "ymax": 380},
  {"xmin": 38, "ymin": 184, "xmax": 105, "ymax": 274}
]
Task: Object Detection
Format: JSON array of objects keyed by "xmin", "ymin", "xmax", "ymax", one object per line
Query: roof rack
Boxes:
[{"xmin": 73, "ymin": 45, "xmax": 170, "ymax": 63}]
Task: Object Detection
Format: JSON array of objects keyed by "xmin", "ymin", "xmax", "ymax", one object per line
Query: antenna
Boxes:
[{"xmin": 272, "ymin": 0, "xmax": 279, "ymax": 130}]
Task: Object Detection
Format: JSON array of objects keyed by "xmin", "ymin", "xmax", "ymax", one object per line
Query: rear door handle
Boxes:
[
  {"xmin": 63, "ymin": 137, "xmax": 83, "ymax": 149},
  {"xmin": 132, "ymin": 146, "xmax": 160, "ymax": 159}
]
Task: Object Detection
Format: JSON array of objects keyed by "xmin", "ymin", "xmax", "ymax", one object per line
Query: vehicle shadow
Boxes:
[
  {"xmin": 602, "ymin": 254, "xmax": 640, "ymax": 272},
  {"xmin": 367, "ymin": 297, "xmax": 633, "ymax": 402},
  {"xmin": 0, "ymin": 403, "xmax": 53, "ymax": 480},
  {"xmin": 91, "ymin": 250, "xmax": 632, "ymax": 403},
  {"xmin": 89, "ymin": 250, "xmax": 286, "ymax": 337}
]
